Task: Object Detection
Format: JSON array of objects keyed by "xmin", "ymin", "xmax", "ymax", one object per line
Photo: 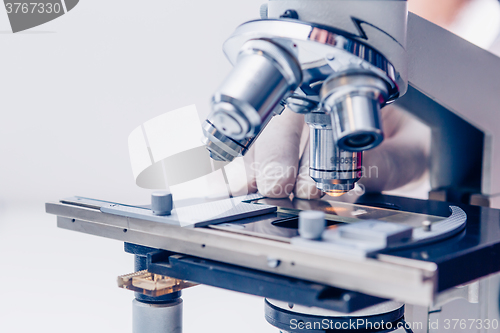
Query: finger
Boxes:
[
  {"xmin": 254, "ymin": 108, "xmax": 305, "ymax": 198},
  {"xmin": 294, "ymin": 136, "xmax": 323, "ymax": 199}
]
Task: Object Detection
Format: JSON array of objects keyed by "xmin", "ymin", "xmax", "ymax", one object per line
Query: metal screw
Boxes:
[
  {"xmin": 280, "ymin": 9, "xmax": 299, "ymax": 19},
  {"xmin": 422, "ymin": 220, "xmax": 432, "ymax": 232}
]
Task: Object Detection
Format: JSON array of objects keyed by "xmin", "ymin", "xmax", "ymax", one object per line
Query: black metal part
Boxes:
[
  {"xmin": 265, "ymin": 299, "xmax": 407, "ymax": 333},
  {"xmin": 124, "ymin": 243, "xmax": 181, "ymax": 303},
  {"xmin": 280, "ymin": 9, "xmax": 299, "ymax": 19},
  {"xmin": 144, "ymin": 248, "xmax": 387, "ymax": 313},
  {"xmin": 354, "ymin": 193, "xmax": 500, "ymax": 292}
]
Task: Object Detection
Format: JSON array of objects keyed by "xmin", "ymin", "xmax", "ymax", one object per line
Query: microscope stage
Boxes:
[{"xmin": 46, "ymin": 193, "xmax": 500, "ymax": 307}]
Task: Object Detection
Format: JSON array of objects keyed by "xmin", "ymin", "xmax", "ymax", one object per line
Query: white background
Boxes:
[{"xmin": 0, "ymin": 1, "xmax": 276, "ymax": 332}]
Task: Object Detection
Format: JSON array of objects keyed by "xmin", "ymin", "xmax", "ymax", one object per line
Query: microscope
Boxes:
[
  {"xmin": 203, "ymin": 0, "xmax": 406, "ymax": 195},
  {"xmin": 47, "ymin": 0, "xmax": 500, "ymax": 332}
]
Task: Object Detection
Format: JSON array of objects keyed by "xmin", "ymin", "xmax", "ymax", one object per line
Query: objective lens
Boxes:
[
  {"xmin": 203, "ymin": 103, "xmax": 284, "ymax": 162},
  {"xmin": 321, "ymin": 70, "xmax": 389, "ymax": 152},
  {"xmin": 210, "ymin": 39, "xmax": 302, "ymax": 140},
  {"xmin": 306, "ymin": 112, "xmax": 362, "ymax": 195}
]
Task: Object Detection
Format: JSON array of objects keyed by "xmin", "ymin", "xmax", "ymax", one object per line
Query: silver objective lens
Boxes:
[
  {"xmin": 202, "ymin": 102, "xmax": 284, "ymax": 162},
  {"xmin": 210, "ymin": 39, "xmax": 302, "ymax": 140},
  {"xmin": 306, "ymin": 112, "xmax": 362, "ymax": 195},
  {"xmin": 321, "ymin": 70, "xmax": 389, "ymax": 152},
  {"xmin": 202, "ymin": 119, "xmax": 255, "ymax": 162}
]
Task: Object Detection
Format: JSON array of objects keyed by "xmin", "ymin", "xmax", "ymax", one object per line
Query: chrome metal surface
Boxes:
[
  {"xmin": 133, "ymin": 298, "xmax": 182, "ymax": 333},
  {"xmin": 266, "ymin": 0, "xmax": 408, "ymax": 95},
  {"xmin": 202, "ymin": 103, "xmax": 284, "ymax": 162},
  {"xmin": 321, "ymin": 71, "xmax": 388, "ymax": 151},
  {"xmin": 222, "ymin": 19, "xmax": 401, "ymax": 100},
  {"xmin": 211, "ymin": 39, "xmax": 302, "ymax": 140},
  {"xmin": 202, "ymin": 119, "xmax": 248, "ymax": 162},
  {"xmin": 306, "ymin": 112, "xmax": 362, "ymax": 194}
]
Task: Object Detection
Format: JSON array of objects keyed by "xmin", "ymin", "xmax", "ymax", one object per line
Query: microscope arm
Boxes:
[{"xmin": 396, "ymin": 13, "xmax": 500, "ymax": 207}]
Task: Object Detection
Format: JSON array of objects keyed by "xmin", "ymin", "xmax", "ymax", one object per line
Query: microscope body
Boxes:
[{"xmin": 203, "ymin": 0, "xmax": 408, "ymax": 195}]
